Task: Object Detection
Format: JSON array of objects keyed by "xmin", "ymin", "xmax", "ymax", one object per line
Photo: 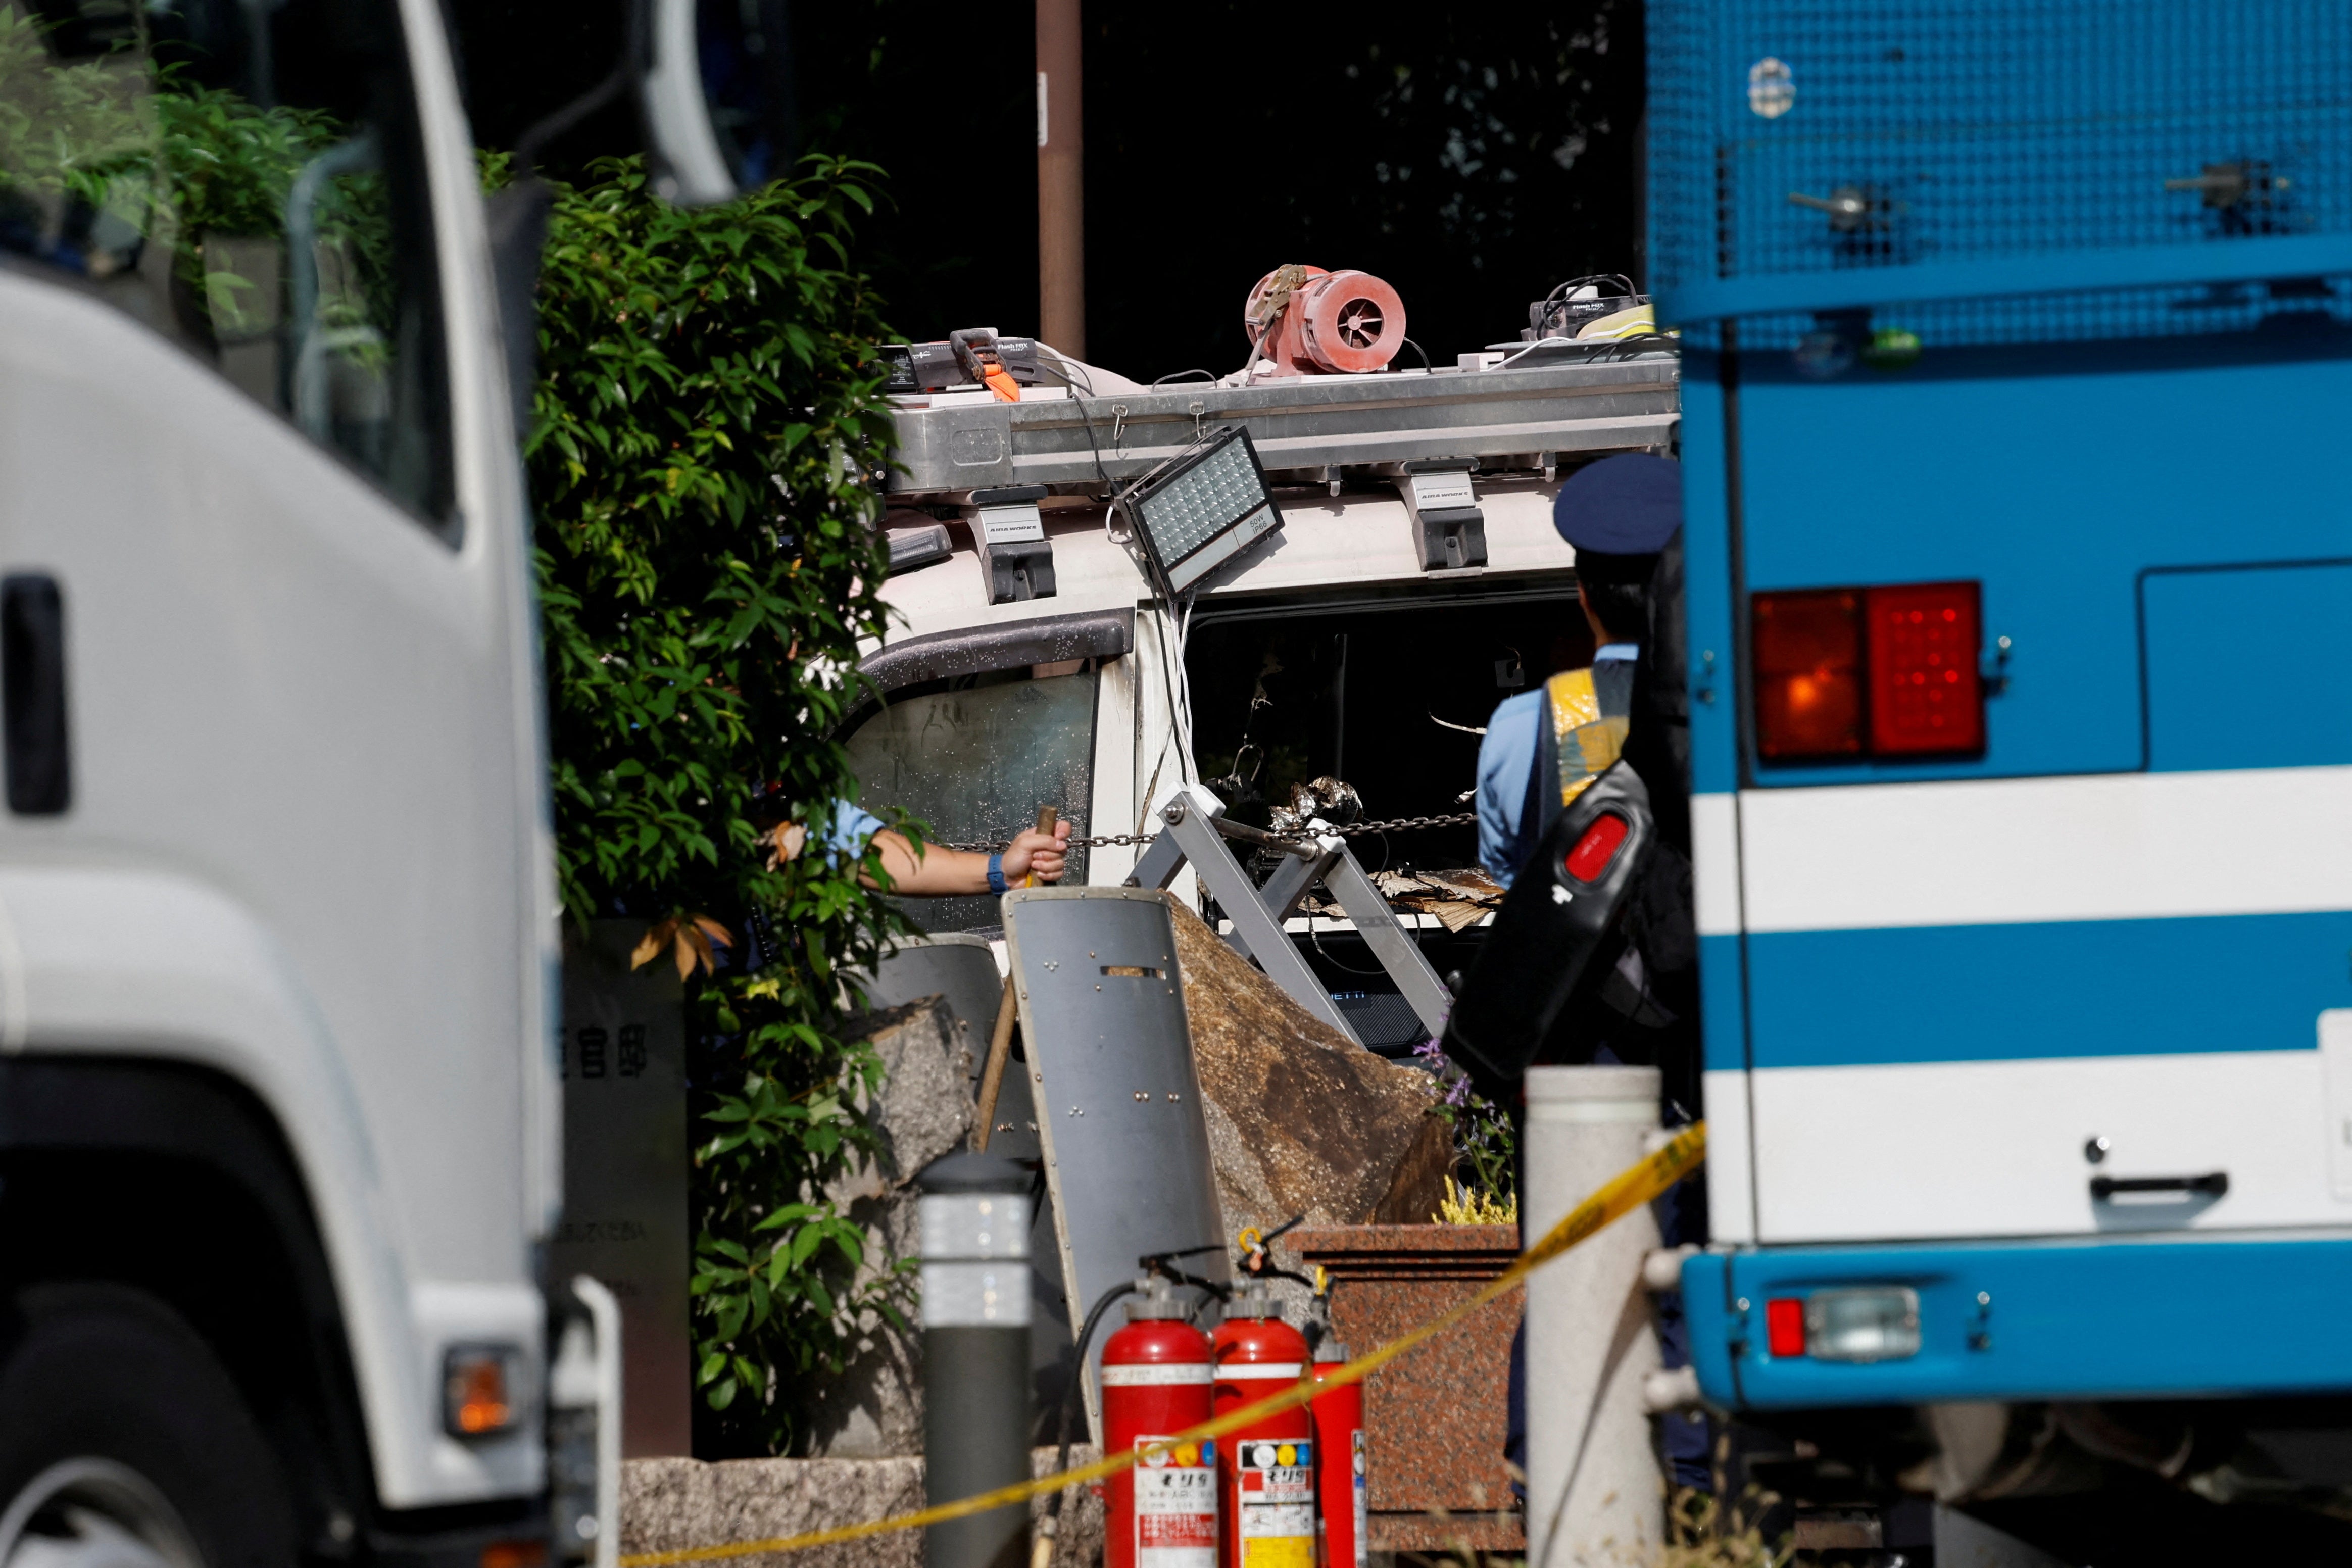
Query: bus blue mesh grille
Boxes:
[{"xmin": 1649, "ymin": 1, "xmax": 2352, "ymax": 345}]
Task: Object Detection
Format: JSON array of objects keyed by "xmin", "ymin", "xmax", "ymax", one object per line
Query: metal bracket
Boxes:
[{"xmin": 1124, "ymin": 783, "xmax": 1453, "ymax": 1048}]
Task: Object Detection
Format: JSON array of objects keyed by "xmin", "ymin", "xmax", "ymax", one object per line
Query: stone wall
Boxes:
[
  {"xmin": 799, "ymin": 997, "xmax": 974, "ymax": 1458},
  {"xmin": 623, "ymin": 1448, "xmax": 1105, "ymax": 1568}
]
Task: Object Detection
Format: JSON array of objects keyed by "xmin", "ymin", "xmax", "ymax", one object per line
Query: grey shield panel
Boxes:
[
  {"xmin": 1004, "ymin": 887, "xmax": 1231, "ymax": 1442},
  {"xmin": 862, "ymin": 933, "xmax": 1003, "ymax": 1040},
  {"xmin": 859, "ymin": 933, "xmax": 1041, "ymax": 1161}
]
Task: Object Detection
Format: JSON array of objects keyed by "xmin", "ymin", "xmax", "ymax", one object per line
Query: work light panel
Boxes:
[{"xmin": 1137, "ymin": 433, "xmax": 1271, "ymax": 571}]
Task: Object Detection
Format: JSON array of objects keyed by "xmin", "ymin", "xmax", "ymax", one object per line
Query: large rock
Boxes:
[
  {"xmin": 622, "ymin": 1448, "xmax": 1105, "ymax": 1568},
  {"xmin": 1167, "ymin": 899, "xmax": 1454, "ymax": 1315},
  {"xmin": 800, "ymin": 997, "xmax": 976, "ymax": 1458}
]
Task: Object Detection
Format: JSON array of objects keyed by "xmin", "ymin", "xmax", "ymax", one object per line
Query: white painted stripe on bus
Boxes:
[
  {"xmin": 1692, "ymin": 793, "xmax": 1742, "ymax": 938},
  {"xmin": 1707, "ymin": 766, "xmax": 2352, "ymax": 935},
  {"xmin": 1747, "ymin": 1049, "xmax": 2343, "ymax": 1243},
  {"xmin": 1700, "ymin": 1067, "xmax": 1756, "ymax": 1245},
  {"xmin": 1100, "ymin": 1363, "xmax": 1213, "ymax": 1386}
]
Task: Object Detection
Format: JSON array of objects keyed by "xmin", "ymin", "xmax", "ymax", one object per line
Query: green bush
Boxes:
[{"xmin": 526, "ymin": 154, "xmax": 913, "ymax": 1453}]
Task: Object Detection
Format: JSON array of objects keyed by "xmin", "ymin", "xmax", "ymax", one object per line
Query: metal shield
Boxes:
[{"xmin": 1004, "ymin": 886, "xmax": 1231, "ymax": 1441}]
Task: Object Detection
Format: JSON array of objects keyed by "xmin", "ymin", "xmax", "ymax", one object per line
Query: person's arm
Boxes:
[{"xmin": 865, "ymin": 820, "xmax": 1072, "ymax": 895}]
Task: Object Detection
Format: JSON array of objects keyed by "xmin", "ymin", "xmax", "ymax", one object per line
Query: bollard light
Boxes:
[{"xmin": 918, "ymin": 1152, "xmax": 1035, "ymax": 1568}]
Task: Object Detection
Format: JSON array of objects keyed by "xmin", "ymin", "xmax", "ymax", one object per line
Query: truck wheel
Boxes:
[{"xmin": 0, "ymin": 1283, "xmax": 297, "ymax": 1568}]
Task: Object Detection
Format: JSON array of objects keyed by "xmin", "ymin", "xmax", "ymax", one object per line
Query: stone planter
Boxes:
[{"xmin": 1289, "ymin": 1224, "xmax": 1523, "ymax": 1554}]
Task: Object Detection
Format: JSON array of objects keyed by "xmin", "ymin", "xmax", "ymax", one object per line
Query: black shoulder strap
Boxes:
[{"xmin": 1537, "ymin": 683, "xmax": 1564, "ymax": 843}]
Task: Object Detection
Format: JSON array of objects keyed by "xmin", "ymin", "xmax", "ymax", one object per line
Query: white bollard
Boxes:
[{"xmin": 1524, "ymin": 1065, "xmax": 1665, "ymax": 1568}]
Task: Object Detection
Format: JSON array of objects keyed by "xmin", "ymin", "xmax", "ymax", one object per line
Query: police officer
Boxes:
[
  {"xmin": 1474, "ymin": 454, "xmax": 1684, "ymax": 886},
  {"xmin": 1478, "ymin": 453, "xmax": 1713, "ymax": 1496}
]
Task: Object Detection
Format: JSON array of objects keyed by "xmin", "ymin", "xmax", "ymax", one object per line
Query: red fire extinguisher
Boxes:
[
  {"xmin": 1309, "ymin": 1337, "xmax": 1365, "ymax": 1568},
  {"xmin": 1104, "ymin": 1276, "xmax": 1218, "ymax": 1568},
  {"xmin": 1212, "ymin": 1281, "xmax": 1315, "ymax": 1568}
]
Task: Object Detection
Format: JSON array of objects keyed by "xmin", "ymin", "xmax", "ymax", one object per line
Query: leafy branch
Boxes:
[{"xmin": 527, "ymin": 154, "xmax": 910, "ymax": 1452}]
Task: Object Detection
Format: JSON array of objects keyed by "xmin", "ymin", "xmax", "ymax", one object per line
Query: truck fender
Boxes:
[{"xmin": 0, "ymin": 863, "xmax": 538, "ymax": 1508}]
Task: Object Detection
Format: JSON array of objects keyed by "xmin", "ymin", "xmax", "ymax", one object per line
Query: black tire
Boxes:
[{"xmin": 0, "ymin": 1283, "xmax": 297, "ymax": 1568}]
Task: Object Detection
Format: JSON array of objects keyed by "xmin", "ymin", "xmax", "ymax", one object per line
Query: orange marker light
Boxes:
[
  {"xmin": 444, "ymin": 1346, "xmax": 518, "ymax": 1436},
  {"xmin": 1753, "ymin": 589, "xmax": 1864, "ymax": 760}
]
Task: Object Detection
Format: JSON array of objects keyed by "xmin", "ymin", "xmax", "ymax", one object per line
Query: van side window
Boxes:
[
  {"xmin": 0, "ymin": 0, "xmax": 454, "ymax": 532},
  {"xmin": 844, "ymin": 665, "xmax": 1101, "ymax": 935}
]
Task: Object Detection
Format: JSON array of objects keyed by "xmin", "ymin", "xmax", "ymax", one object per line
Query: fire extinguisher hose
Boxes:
[
  {"xmin": 620, "ymin": 1123, "xmax": 1706, "ymax": 1567},
  {"xmin": 1033, "ymin": 1276, "xmax": 1147, "ymax": 1568}
]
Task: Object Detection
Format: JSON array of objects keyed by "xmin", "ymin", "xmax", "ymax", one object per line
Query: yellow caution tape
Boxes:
[{"xmin": 619, "ymin": 1123, "xmax": 1706, "ymax": 1567}]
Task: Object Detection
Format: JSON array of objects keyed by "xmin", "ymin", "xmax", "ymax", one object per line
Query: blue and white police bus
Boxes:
[{"xmin": 1656, "ymin": 0, "xmax": 2352, "ymax": 1544}]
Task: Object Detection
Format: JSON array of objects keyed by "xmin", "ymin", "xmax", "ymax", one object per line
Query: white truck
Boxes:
[{"xmin": 0, "ymin": 0, "xmax": 762, "ymax": 1560}]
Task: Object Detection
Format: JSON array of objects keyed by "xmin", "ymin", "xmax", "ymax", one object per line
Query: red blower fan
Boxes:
[{"xmin": 1242, "ymin": 264, "xmax": 1409, "ymax": 376}]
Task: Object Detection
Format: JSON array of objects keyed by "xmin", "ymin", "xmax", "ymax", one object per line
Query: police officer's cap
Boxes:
[{"xmin": 1553, "ymin": 454, "xmax": 1681, "ymax": 554}]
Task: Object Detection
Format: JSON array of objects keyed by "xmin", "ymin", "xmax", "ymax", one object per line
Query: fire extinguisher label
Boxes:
[
  {"xmin": 1237, "ymin": 1439, "xmax": 1315, "ymax": 1568},
  {"xmin": 1135, "ymin": 1437, "xmax": 1217, "ymax": 1568},
  {"xmin": 1350, "ymin": 1430, "xmax": 1368, "ymax": 1568}
]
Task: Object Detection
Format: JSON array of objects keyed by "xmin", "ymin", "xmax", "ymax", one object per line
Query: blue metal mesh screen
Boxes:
[{"xmin": 1649, "ymin": 1, "xmax": 2352, "ymax": 343}]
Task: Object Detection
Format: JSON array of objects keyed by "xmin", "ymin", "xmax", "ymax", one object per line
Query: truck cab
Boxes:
[{"xmin": 0, "ymin": 0, "xmax": 622, "ymax": 1559}]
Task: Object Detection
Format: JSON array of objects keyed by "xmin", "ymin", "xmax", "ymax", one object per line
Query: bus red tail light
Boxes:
[
  {"xmin": 1867, "ymin": 581, "xmax": 1983, "ymax": 755},
  {"xmin": 1765, "ymin": 1297, "xmax": 1807, "ymax": 1358},
  {"xmin": 1752, "ymin": 589, "xmax": 1864, "ymax": 760},
  {"xmin": 1752, "ymin": 581, "xmax": 1985, "ymax": 763}
]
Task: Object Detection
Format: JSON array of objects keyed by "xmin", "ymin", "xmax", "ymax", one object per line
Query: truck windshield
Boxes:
[
  {"xmin": 843, "ymin": 665, "xmax": 1101, "ymax": 935},
  {"xmin": 0, "ymin": 0, "xmax": 451, "ymax": 526}
]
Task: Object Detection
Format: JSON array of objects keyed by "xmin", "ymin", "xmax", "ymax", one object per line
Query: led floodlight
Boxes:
[{"xmin": 1122, "ymin": 425, "xmax": 1282, "ymax": 595}]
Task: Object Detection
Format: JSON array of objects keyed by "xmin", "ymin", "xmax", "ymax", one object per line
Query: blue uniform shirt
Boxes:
[
  {"xmin": 822, "ymin": 800, "xmax": 885, "ymax": 859},
  {"xmin": 1475, "ymin": 644, "xmax": 1638, "ymax": 886}
]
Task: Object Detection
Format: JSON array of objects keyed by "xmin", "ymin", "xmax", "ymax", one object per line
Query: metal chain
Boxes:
[
  {"xmin": 1331, "ymin": 811, "xmax": 1479, "ymax": 838},
  {"xmin": 935, "ymin": 811, "xmax": 1476, "ymax": 855}
]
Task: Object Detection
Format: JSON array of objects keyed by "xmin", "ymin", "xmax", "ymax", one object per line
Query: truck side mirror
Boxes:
[{"xmin": 639, "ymin": 0, "xmax": 799, "ymax": 206}]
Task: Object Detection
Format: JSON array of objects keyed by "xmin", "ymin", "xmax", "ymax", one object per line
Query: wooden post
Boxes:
[
  {"xmin": 1036, "ymin": 0, "xmax": 1085, "ymax": 357},
  {"xmin": 975, "ymin": 807, "xmax": 1059, "ymax": 1151}
]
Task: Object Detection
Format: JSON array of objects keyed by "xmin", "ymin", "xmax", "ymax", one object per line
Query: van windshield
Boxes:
[
  {"xmin": 1186, "ymin": 589, "xmax": 1589, "ymax": 867},
  {"xmin": 843, "ymin": 665, "xmax": 1101, "ymax": 935},
  {"xmin": 1184, "ymin": 588, "xmax": 1587, "ymax": 1054}
]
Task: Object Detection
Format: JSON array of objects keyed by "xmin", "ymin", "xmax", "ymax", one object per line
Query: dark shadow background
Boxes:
[{"xmin": 451, "ymin": 1, "xmax": 1644, "ymax": 382}]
